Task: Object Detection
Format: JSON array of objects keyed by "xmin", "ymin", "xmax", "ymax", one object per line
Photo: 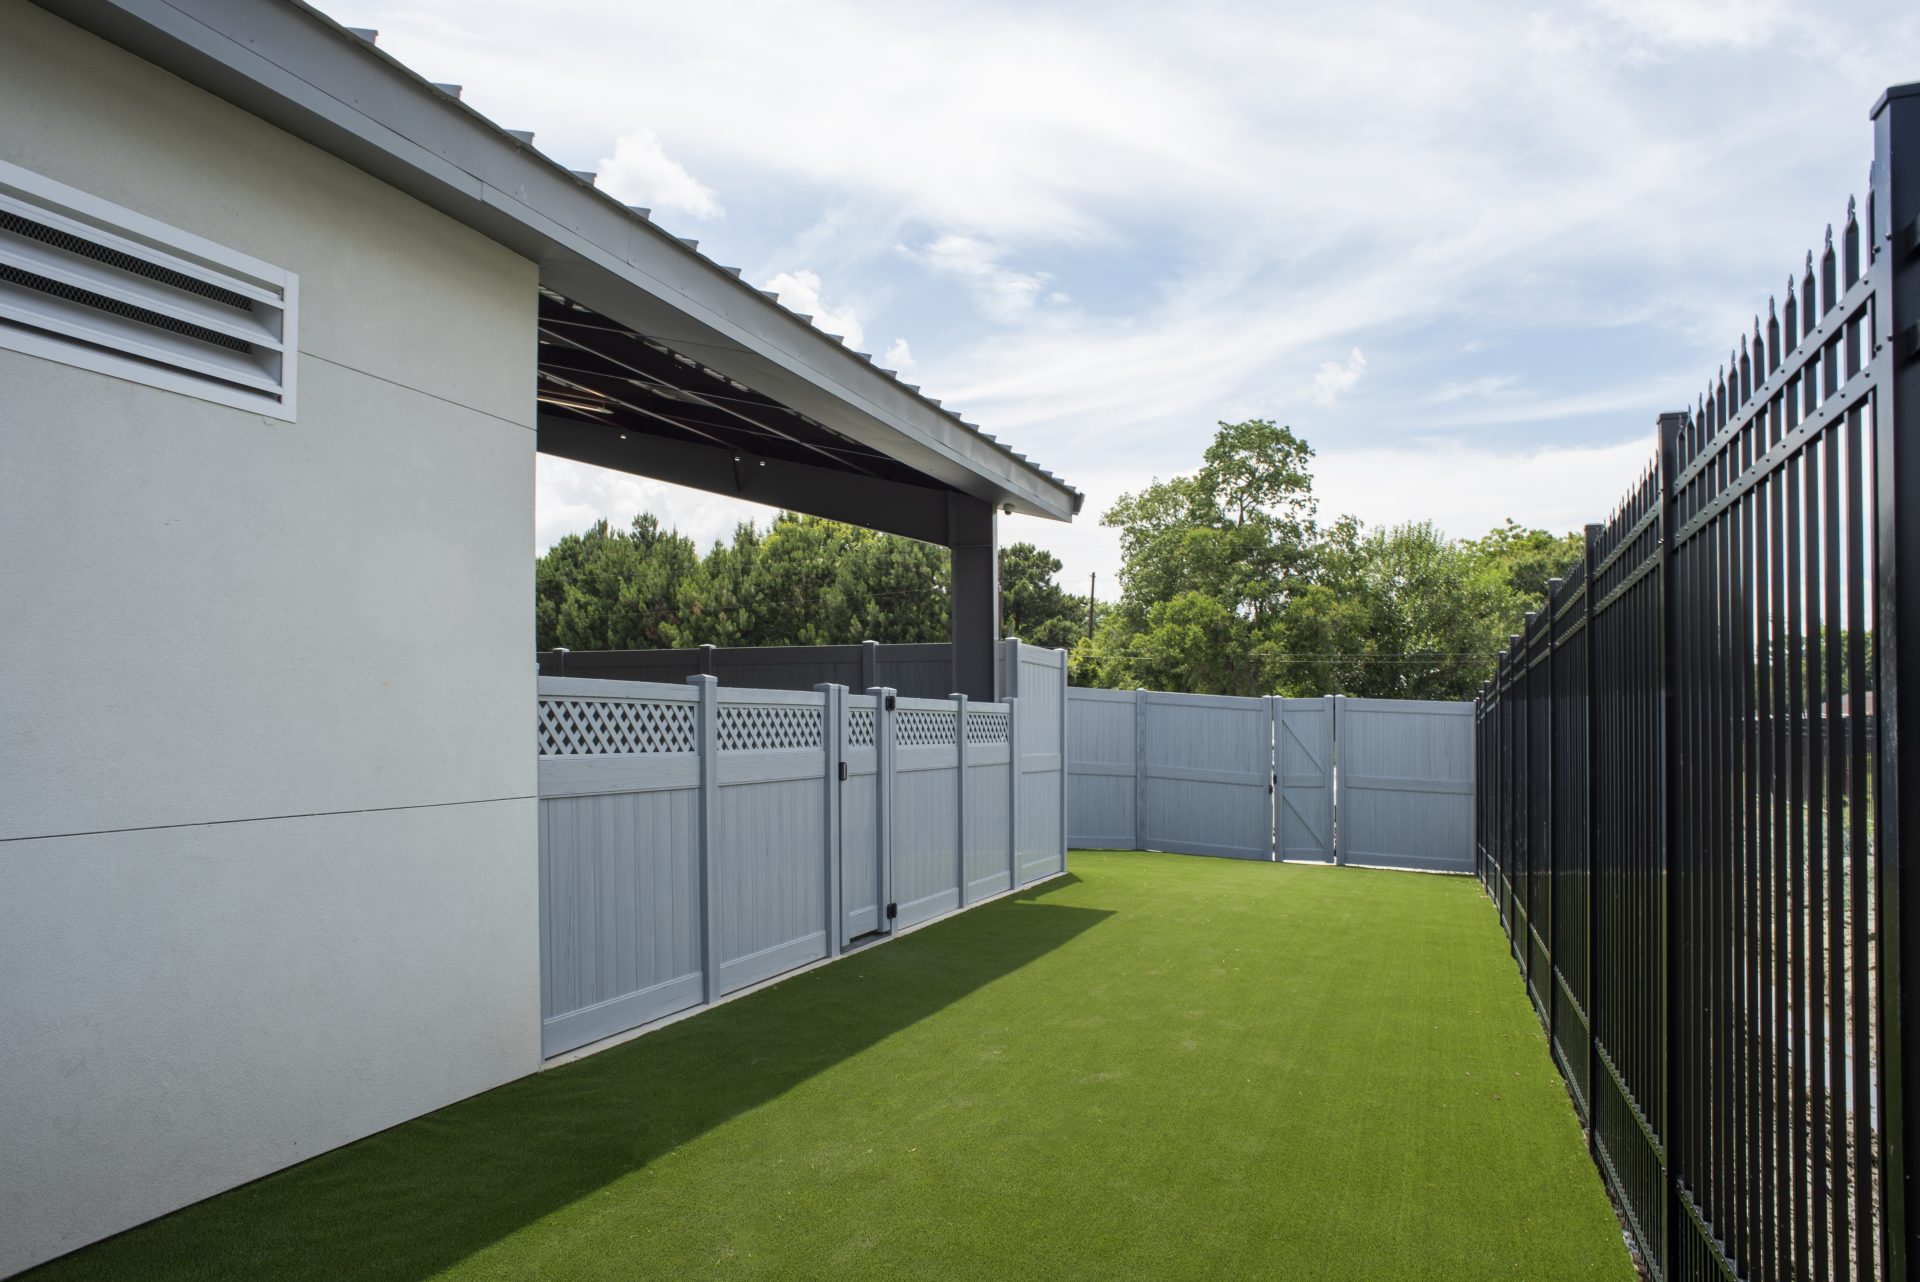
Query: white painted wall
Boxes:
[{"xmin": 0, "ymin": 3, "xmax": 541, "ymax": 1272}]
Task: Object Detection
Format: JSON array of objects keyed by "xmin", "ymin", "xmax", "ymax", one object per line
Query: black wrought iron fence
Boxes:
[{"xmin": 1475, "ymin": 83, "xmax": 1920, "ymax": 1282}]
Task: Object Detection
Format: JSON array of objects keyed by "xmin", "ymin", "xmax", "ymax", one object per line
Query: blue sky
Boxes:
[{"xmin": 345, "ymin": 0, "xmax": 1915, "ymax": 595}]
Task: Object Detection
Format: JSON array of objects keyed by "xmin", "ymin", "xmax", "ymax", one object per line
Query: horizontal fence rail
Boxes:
[
  {"xmin": 537, "ymin": 640, "xmax": 958, "ymax": 700},
  {"xmin": 535, "ymin": 636, "xmax": 1068, "ymax": 1058},
  {"xmin": 1475, "ymin": 87, "xmax": 1919, "ymax": 1282}
]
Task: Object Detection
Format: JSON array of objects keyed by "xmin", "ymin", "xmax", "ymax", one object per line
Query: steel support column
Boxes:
[{"xmin": 949, "ymin": 493, "xmax": 999, "ymax": 701}]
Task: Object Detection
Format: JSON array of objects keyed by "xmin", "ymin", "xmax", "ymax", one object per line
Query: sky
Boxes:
[{"xmin": 341, "ymin": 0, "xmax": 1915, "ymax": 597}]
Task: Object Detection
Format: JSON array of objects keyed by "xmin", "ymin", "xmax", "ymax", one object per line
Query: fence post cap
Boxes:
[{"xmin": 1870, "ymin": 80, "xmax": 1920, "ymax": 118}]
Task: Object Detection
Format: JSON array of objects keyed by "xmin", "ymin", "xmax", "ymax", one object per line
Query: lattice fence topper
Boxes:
[
  {"xmin": 847, "ymin": 707, "xmax": 877, "ymax": 747},
  {"xmin": 716, "ymin": 702, "xmax": 823, "ymax": 751},
  {"xmin": 896, "ymin": 708, "xmax": 957, "ymax": 747},
  {"xmin": 538, "ymin": 696, "xmax": 698, "ymax": 756},
  {"xmin": 966, "ymin": 709, "xmax": 1010, "ymax": 745}
]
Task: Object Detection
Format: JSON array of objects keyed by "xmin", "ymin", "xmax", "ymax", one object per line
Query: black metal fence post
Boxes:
[
  {"xmin": 1584, "ymin": 521, "xmax": 1602, "ymax": 1167},
  {"xmin": 1873, "ymin": 80, "xmax": 1920, "ymax": 1282},
  {"xmin": 1656, "ymin": 410, "xmax": 1684, "ymax": 1282},
  {"xmin": 1546, "ymin": 583, "xmax": 1560, "ymax": 1055}
]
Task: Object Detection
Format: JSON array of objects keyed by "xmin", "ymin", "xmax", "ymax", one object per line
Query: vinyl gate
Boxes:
[
  {"xmin": 1065, "ymin": 687, "xmax": 1139, "ymax": 849},
  {"xmin": 1065, "ymin": 690, "xmax": 1467, "ymax": 868},
  {"xmin": 999, "ymin": 640, "xmax": 1069, "ymax": 885},
  {"xmin": 1137, "ymin": 691, "xmax": 1274, "ymax": 860},
  {"xmin": 1274, "ymin": 697, "xmax": 1335, "ymax": 861},
  {"xmin": 1335, "ymin": 698, "xmax": 1475, "ymax": 872},
  {"xmin": 537, "ymin": 659, "xmax": 1060, "ymax": 1059}
]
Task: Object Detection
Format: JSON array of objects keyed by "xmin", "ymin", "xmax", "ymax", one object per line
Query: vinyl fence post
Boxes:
[
  {"xmin": 1002, "ymin": 639, "xmax": 1023, "ymax": 880},
  {"xmin": 1871, "ymin": 83, "xmax": 1920, "ymax": 1282},
  {"xmin": 1332, "ymin": 695, "xmax": 1346, "ymax": 866},
  {"xmin": 689, "ymin": 673, "xmax": 720, "ymax": 1004},
  {"xmin": 869, "ymin": 686, "xmax": 896, "ymax": 930},
  {"xmin": 954, "ymin": 691, "xmax": 969, "ymax": 909},
  {"xmin": 1133, "ymin": 689, "xmax": 1147, "ymax": 852},
  {"xmin": 818, "ymin": 682, "xmax": 844, "ymax": 959},
  {"xmin": 862, "ymin": 639, "xmax": 879, "ymax": 694},
  {"xmin": 1266, "ymin": 696, "xmax": 1279, "ymax": 862},
  {"xmin": 1323, "ymin": 694, "xmax": 1337, "ymax": 865},
  {"xmin": 1057, "ymin": 648, "xmax": 1070, "ymax": 874},
  {"xmin": 699, "ymin": 642, "xmax": 717, "ymax": 678},
  {"xmin": 1007, "ymin": 695, "xmax": 1023, "ymax": 885}
]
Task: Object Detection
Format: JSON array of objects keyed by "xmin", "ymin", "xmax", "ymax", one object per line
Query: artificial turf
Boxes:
[{"xmin": 29, "ymin": 850, "xmax": 1635, "ymax": 1282}]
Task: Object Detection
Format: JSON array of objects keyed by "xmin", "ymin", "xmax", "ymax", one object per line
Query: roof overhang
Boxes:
[{"xmin": 32, "ymin": 0, "xmax": 1083, "ymax": 523}]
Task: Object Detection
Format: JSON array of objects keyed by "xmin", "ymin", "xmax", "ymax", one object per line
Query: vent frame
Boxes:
[{"xmin": 0, "ymin": 159, "xmax": 298, "ymax": 420}]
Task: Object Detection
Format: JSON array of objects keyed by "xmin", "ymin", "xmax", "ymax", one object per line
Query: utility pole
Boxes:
[{"xmin": 1087, "ymin": 572, "xmax": 1097, "ymax": 638}]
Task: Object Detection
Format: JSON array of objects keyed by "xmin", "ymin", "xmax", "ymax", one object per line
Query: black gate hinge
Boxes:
[
  {"xmin": 1896, "ymin": 320, "xmax": 1920, "ymax": 366},
  {"xmin": 886, "ymin": 902, "xmax": 898, "ymax": 920},
  {"xmin": 839, "ymin": 761, "xmax": 849, "ymax": 782}
]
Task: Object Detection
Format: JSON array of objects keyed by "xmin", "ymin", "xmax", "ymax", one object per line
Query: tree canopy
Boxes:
[
  {"xmin": 534, "ymin": 420, "xmax": 1580, "ymax": 699},
  {"xmin": 536, "ymin": 513, "xmax": 1087, "ymax": 653},
  {"xmin": 1072, "ymin": 422, "xmax": 1577, "ymax": 698}
]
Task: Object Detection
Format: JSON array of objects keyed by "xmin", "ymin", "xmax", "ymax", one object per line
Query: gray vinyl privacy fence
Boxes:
[
  {"xmin": 1066, "ymin": 688, "xmax": 1474, "ymax": 870},
  {"xmin": 535, "ymin": 639, "xmax": 1068, "ymax": 1057}
]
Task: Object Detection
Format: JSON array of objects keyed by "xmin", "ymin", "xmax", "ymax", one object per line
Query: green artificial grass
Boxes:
[{"xmin": 31, "ymin": 852, "xmax": 1634, "ymax": 1282}]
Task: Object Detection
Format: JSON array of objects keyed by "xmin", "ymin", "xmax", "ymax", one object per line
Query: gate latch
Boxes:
[{"xmin": 838, "ymin": 761, "xmax": 849, "ymax": 782}]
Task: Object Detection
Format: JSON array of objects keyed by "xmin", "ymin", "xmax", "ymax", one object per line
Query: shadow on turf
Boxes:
[{"xmin": 30, "ymin": 880, "xmax": 1109, "ymax": 1282}]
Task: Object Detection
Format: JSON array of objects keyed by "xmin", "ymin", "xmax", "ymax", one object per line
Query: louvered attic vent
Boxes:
[{"xmin": 0, "ymin": 160, "xmax": 297, "ymax": 419}]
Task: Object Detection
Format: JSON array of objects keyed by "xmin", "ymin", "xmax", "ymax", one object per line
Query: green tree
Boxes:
[
  {"xmin": 1280, "ymin": 519, "xmax": 1517, "ymax": 699},
  {"xmin": 830, "ymin": 525, "xmax": 951, "ymax": 642},
  {"xmin": 1001, "ymin": 542, "xmax": 1086, "ymax": 650},
  {"xmin": 1088, "ymin": 419, "xmax": 1318, "ymax": 694},
  {"xmin": 536, "ymin": 511, "xmax": 1085, "ymax": 651},
  {"xmin": 1462, "ymin": 519, "xmax": 1583, "ymax": 604},
  {"xmin": 534, "ymin": 514, "xmax": 702, "ymax": 650}
]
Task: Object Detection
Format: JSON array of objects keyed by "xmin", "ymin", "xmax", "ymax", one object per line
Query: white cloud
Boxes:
[
  {"xmin": 1311, "ymin": 434, "xmax": 1657, "ymax": 543},
  {"xmin": 1428, "ymin": 375, "xmax": 1520, "ymax": 404},
  {"xmin": 760, "ymin": 269, "xmax": 864, "ymax": 349},
  {"xmin": 1589, "ymin": 0, "xmax": 1790, "ymax": 50},
  {"xmin": 596, "ymin": 129, "xmax": 723, "ymax": 220},
  {"xmin": 883, "ymin": 337, "xmax": 915, "ymax": 371},
  {"xmin": 1311, "ymin": 348, "xmax": 1367, "ymax": 407},
  {"xmin": 915, "ymin": 235, "xmax": 1058, "ymax": 322}
]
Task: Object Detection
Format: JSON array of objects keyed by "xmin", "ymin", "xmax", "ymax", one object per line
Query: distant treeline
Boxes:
[{"xmin": 535, "ymin": 420, "xmax": 1585, "ymax": 699}]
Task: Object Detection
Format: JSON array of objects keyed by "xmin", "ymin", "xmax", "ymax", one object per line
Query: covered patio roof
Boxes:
[{"xmin": 536, "ymin": 290, "xmax": 993, "ymax": 547}]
